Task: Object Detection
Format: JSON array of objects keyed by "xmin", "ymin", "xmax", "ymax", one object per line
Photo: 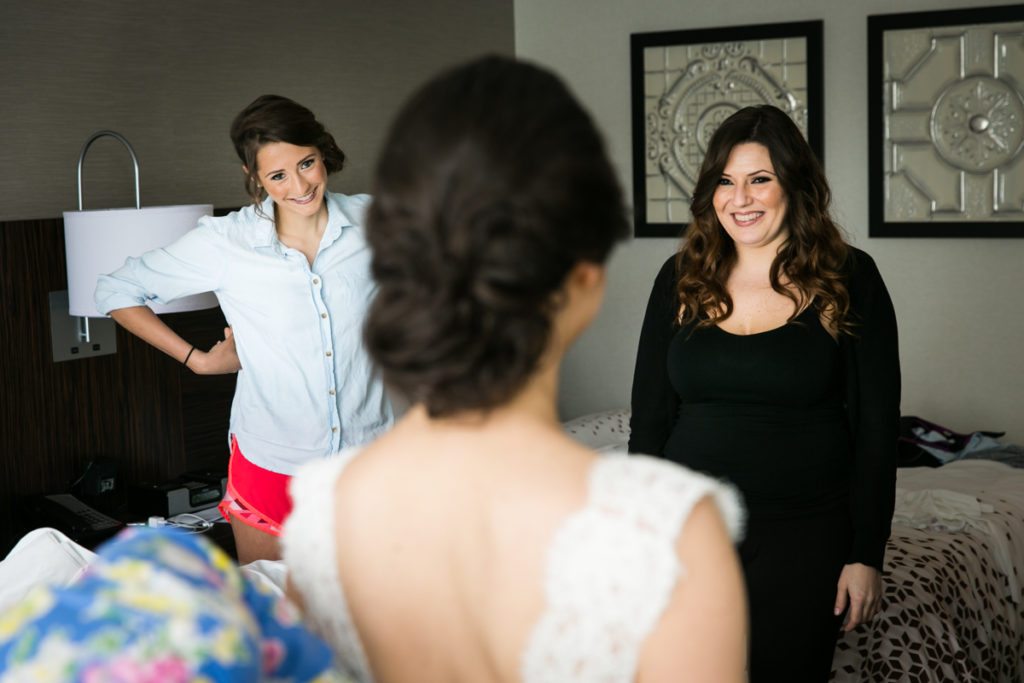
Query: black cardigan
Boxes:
[{"xmin": 628, "ymin": 247, "xmax": 900, "ymax": 570}]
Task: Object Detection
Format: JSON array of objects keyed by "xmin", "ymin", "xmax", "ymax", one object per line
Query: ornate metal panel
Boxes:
[
  {"xmin": 630, "ymin": 22, "xmax": 823, "ymax": 238},
  {"xmin": 869, "ymin": 5, "xmax": 1024, "ymax": 237}
]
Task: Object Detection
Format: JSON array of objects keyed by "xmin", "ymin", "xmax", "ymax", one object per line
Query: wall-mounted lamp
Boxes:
[{"xmin": 51, "ymin": 130, "xmax": 218, "ymax": 362}]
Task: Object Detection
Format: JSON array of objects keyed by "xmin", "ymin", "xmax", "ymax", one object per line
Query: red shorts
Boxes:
[{"xmin": 217, "ymin": 435, "xmax": 293, "ymax": 537}]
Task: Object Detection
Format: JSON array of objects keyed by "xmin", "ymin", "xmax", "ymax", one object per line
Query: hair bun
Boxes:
[{"xmin": 364, "ymin": 56, "xmax": 628, "ymax": 417}]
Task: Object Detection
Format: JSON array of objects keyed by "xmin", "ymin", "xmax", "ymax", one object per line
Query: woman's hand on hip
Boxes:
[
  {"xmin": 834, "ymin": 562, "xmax": 882, "ymax": 632},
  {"xmin": 192, "ymin": 327, "xmax": 242, "ymax": 375}
]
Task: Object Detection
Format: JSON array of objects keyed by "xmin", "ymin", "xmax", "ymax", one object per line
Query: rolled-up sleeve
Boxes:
[{"xmin": 95, "ymin": 220, "xmax": 226, "ymax": 315}]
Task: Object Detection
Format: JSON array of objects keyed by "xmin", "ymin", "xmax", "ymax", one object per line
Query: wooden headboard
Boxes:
[{"xmin": 0, "ymin": 214, "xmax": 235, "ymax": 554}]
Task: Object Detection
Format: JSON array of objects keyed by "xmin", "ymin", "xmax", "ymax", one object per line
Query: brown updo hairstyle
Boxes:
[
  {"xmin": 365, "ymin": 56, "xmax": 629, "ymax": 418},
  {"xmin": 678, "ymin": 105, "xmax": 852, "ymax": 334},
  {"xmin": 229, "ymin": 94, "xmax": 346, "ymax": 209}
]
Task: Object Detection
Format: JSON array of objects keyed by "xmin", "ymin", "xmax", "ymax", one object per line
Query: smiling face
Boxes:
[
  {"xmin": 251, "ymin": 142, "xmax": 327, "ymax": 221},
  {"xmin": 713, "ymin": 142, "xmax": 789, "ymax": 253}
]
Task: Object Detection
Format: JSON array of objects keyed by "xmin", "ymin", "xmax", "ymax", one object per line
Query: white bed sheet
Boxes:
[{"xmin": 0, "ymin": 527, "xmax": 289, "ymax": 611}]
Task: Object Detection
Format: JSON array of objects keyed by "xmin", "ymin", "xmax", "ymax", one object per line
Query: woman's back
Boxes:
[
  {"xmin": 284, "ymin": 55, "xmax": 748, "ymax": 683},
  {"xmin": 284, "ymin": 409, "xmax": 746, "ymax": 682}
]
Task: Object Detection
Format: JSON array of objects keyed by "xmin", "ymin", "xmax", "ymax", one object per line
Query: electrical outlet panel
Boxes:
[{"xmin": 49, "ymin": 290, "xmax": 117, "ymax": 362}]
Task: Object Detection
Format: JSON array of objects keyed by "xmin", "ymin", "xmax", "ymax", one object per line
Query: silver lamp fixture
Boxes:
[{"xmin": 52, "ymin": 131, "xmax": 218, "ymax": 362}]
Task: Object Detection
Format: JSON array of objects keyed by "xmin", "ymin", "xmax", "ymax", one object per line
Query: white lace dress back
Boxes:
[
  {"xmin": 283, "ymin": 448, "xmax": 374, "ymax": 682},
  {"xmin": 282, "ymin": 449, "xmax": 743, "ymax": 683}
]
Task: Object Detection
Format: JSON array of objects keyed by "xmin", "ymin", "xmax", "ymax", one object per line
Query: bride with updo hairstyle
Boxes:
[
  {"xmin": 282, "ymin": 56, "xmax": 748, "ymax": 683},
  {"xmin": 363, "ymin": 56, "xmax": 631, "ymax": 418}
]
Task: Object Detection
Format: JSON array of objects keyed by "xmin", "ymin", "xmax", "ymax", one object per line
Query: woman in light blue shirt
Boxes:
[{"xmin": 96, "ymin": 95, "xmax": 393, "ymax": 564}]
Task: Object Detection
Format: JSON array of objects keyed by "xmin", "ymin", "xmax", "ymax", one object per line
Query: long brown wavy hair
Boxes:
[{"xmin": 676, "ymin": 105, "xmax": 852, "ymax": 335}]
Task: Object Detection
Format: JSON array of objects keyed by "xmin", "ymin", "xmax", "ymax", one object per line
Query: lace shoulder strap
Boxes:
[
  {"xmin": 281, "ymin": 448, "xmax": 375, "ymax": 683},
  {"xmin": 521, "ymin": 453, "xmax": 743, "ymax": 683}
]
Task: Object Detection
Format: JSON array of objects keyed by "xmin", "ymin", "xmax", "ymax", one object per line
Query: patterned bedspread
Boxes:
[{"xmin": 830, "ymin": 459, "xmax": 1024, "ymax": 682}]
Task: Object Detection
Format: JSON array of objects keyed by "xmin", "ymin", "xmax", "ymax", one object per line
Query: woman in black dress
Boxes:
[{"xmin": 629, "ymin": 104, "xmax": 900, "ymax": 682}]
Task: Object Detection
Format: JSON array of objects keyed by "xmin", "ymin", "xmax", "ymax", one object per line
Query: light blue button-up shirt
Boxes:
[{"xmin": 96, "ymin": 192, "xmax": 393, "ymax": 473}]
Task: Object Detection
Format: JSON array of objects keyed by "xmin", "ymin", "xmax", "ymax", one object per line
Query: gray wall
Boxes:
[
  {"xmin": 1, "ymin": 0, "xmax": 514, "ymax": 220},
  {"xmin": 515, "ymin": 0, "xmax": 1024, "ymax": 444}
]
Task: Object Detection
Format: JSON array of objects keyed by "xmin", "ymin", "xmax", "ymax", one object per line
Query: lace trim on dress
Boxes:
[
  {"xmin": 520, "ymin": 452, "xmax": 744, "ymax": 682},
  {"xmin": 283, "ymin": 449, "xmax": 743, "ymax": 683},
  {"xmin": 281, "ymin": 448, "xmax": 375, "ymax": 683}
]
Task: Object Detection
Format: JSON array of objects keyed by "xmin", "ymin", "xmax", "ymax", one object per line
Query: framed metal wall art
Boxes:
[
  {"xmin": 868, "ymin": 5, "xmax": 1024, "ymax": 237},
  {"xmin": 630, "ymin": 21, "xmax": 823, "ymax": 238}
]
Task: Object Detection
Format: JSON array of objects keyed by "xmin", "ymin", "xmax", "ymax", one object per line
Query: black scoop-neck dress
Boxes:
[{"xmin": 629, "ymin": 250, "xmax": 901, "ymax": 683}]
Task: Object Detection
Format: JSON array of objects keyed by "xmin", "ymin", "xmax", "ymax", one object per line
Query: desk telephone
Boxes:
[{"xmin": 29, "ymin": 493, "xmax": 123, "ymax": 536}]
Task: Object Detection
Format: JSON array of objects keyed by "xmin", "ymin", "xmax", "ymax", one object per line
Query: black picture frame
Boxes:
[
  {"xmin": 630, "ymin": 20, "xmax": 823, "ymax": 238},
  {"xmin": 868, "ymin": 5, "xmax": 1024, "ymax": 238}
]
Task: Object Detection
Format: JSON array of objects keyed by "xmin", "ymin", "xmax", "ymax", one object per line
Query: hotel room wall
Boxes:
[
  {"xmin": 0, "ymin": 0, "xmax": 513, "ymax": 554},
  {"xmin": 514, "ymin": 0, "xmax": 1024, "ymax": 445},
  {"xmin": 0, "ymin": 0, "xmax": 514, "ymax": 221}
]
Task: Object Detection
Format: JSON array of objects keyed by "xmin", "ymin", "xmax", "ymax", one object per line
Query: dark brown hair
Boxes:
[
  {"xmin": 365, "ymin": 56, "xmax": 629, "ymax": 417},
  {"xmin": 677, "ymin": 105, "xmax": 851, "ymax": 334},
  {"xmin": 229, "ymin": 94, "xmax": 346, "ymax": 208}
]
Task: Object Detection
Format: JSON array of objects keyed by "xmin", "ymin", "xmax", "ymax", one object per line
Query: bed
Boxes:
[
  {"xmin": 564, "ymin": 409, "xmax": 1024, "ymax": 683},
  {"xmin": 830, "ymin": 457, "xmax": 1024, "ymax": 682}
]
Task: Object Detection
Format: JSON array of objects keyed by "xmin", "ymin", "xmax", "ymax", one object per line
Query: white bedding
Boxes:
[
  {"xmin": 0, "ymin": 527, "xmax": 96, "ymax": 614},
  {"xmin": 0, "ymin": 526, "xmax": 289, "ymax": 612}
]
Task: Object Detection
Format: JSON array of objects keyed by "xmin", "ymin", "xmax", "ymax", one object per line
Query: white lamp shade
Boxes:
[{"xmin": 63, "ymin": 204, "xmax": 219, "ymax": 317}]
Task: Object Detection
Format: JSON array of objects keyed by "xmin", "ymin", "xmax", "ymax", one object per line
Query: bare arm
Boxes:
[
  {"xmin": 638, "ymin": 498, "xmax": 748, "ymax": 682},
  {"xmin": 110, "ymin": 306, "xmax": 240, "ymax": 375}
]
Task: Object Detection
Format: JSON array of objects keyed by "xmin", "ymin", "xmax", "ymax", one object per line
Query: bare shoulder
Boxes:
[
  {"xmin": 332, "ymin": 420, "xmax": 599, "ymax": 523},
  {"xmin": 674, "ymin": 497, "xmax": 739, "ymax": 567},
  {"xmin": 637, "ymin": 496, "xmax": 748, "ymax": 682}
]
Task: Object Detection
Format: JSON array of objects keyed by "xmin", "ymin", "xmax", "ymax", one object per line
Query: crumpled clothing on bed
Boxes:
[
  {"xmin": 893, "ymin": 487, "xmax": 994, "ymax": 532},
  {"xmin": 893, "ymin": 481, "xmax": 1020, "ymax": 603},
  {"xmin": 0, "ymin": 526, "xmax": 347, "ymax": 682}
]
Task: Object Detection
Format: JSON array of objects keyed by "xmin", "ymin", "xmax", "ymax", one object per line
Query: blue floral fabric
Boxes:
[{"xmin": 0, "ymin": 527, "xmax": 345, "ymax": 682}]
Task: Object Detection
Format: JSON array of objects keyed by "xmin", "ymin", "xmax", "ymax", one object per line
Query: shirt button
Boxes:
[
  {"xmin": 321, "ymin": 313, "xmax": 327, "ymax": 319},
  {"xmin": 329, "ymin": 389, "xmax": 336, "ymax": 396},
  {"xmin": 312, "ymin": 277, "xmax": 320, "ymax": 285},
  {"xmin": 332, "ymin": 427, "xmax": 338, "ymax": 433},
  {"xmin": 326, "ymin": 351, "xmax": 333, "ymax": 357}
]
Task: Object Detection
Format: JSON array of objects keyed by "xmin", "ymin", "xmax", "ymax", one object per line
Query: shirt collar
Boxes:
[
  {"xmin": 250, "ymin": 195, "xmax": 279, "ymax": 250},
  {"xmin": 250, "ymin": 191, "xmax": 354, "ymax": 252},
  {"xmin": 322, "ymin": 191, "xmax": 352, "ymax": 246}
]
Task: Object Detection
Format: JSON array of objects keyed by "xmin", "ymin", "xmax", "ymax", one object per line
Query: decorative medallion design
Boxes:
[
  {"xmin": 644, "ymin": 40, "xmax": 809, "ymax": 219},
  {"xmin": 931, "ymin": 76, "xmax": 1024, "ymax": 173},
  {"xmin": 877, "ymin": 16, "xmax": 1024, "ymax": 230}
]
